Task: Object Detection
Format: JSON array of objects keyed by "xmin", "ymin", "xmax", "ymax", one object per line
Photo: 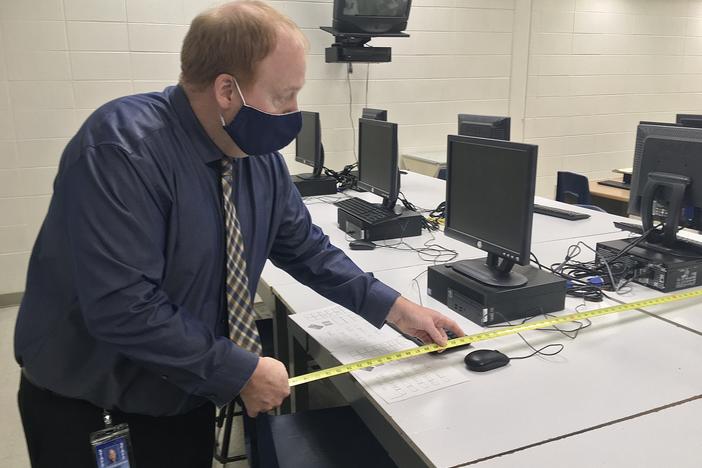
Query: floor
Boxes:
[{"xmin": 0, "ymin": 306, "xmax": 248, "ymax": 468}]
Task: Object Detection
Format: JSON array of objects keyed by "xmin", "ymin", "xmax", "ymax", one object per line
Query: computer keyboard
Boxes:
[
  {"xmin": 335, "ymin": 197, "xmax": 399, "ymax": 224},
  {"xmin": 533, "ymin": 204, "xmax": 591, "ymax": 221},
  {"xmin": 613, "ymin": 221, "xmax": 646, "ymax": 235},
  {"xmin": 598, "ymin": 179, "xmax": 631, "ymax": 190}
]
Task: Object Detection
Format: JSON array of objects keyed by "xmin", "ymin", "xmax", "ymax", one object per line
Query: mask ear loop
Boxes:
[
  {"xmin": 220, "ymin": 77, "xmax": 246, "ymax": 127},
  {"xmin": 232, "ymin": 78, "xmax": 247, "ymax": 107}
]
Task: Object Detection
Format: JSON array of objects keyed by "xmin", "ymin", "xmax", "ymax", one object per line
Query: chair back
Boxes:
[{"xmin": 556, "ymin": 171, "xmax": 592, "ymax": 205}]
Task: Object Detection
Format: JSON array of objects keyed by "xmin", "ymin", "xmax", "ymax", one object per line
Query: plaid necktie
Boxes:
[{"xmin": 221, "ymin": 157, "xmax": 262, "ymax": 355}]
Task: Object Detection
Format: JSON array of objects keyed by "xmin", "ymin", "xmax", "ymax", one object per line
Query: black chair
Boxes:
[
  {"xmin": 556, "ymin": 171, "xmax": 606, "ymax": 212},
  {"xmin": 253, "ymin": 405, "xmax": 397, "ymax": 468}
]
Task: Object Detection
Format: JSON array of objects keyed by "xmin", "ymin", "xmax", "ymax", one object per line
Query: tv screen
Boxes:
[{"xmin": 342, "ymin": 0, "xmax": 410, "ymax": 16}]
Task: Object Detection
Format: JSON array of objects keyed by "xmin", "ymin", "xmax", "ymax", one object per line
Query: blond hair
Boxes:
[{"xmin": 180, "ymin": 1, "xmax": 304, "ymax": 90}]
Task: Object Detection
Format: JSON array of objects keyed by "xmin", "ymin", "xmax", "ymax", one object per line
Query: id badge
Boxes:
[{"xmin": 90, "ymin": 423, "xmax": 135, "ymax": 467}]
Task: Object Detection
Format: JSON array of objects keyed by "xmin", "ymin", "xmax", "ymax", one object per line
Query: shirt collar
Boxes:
[{"xmin": 169, "ymin": 84, "xmax": 225, "ymax": 165}]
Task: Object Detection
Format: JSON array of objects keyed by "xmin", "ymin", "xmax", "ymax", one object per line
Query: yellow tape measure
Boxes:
[{"xmin": 288, "ymin": 288, "xmax": 702, "ymax": 387}]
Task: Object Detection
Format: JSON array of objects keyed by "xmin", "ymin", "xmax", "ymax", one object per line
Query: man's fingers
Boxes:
[
  {"xmin": 437, "ymin": 316, "xmax": 465, "ymax": 337},
  {"xmin": 425, "ymin": 323, "xmax": 448, "ymax": 347}
]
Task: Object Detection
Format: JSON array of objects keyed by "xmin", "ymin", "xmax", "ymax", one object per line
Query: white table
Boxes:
[
  {"xmin": 279, "ymin": 264, "xmax": 702, "ymax": 467},
  {"xmin": 477, "ymin": 396, "xmax": 702, "ymax": 468}
]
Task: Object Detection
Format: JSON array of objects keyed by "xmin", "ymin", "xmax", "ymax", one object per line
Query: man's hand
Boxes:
[
  {"xmin": 239, "ymin": 357, "xmax": 290, "ymax": 417},
  {"xmin": 386, "ymin": 296, "xmax": 464, "ymax": 347}
]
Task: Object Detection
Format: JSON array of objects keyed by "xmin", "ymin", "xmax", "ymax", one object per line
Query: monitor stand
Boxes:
[
  {"xmin": 451, "ymin": 253, "xmax": 527, "ymax": 288},
  {"xmin": 292, "ymin": 173, "xmax": 338, "ymax": 197},
  {"xmin": 640, "ymin": 171, "xmax": 691, "ymax": 247}
]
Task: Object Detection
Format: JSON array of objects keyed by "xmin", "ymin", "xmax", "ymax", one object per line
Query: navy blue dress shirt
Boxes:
[{"xmin": 14, "ymin": 85, "xmax": 400, "ymax": 416}]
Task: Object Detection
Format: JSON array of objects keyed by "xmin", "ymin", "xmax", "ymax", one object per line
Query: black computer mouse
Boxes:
[
  {"xmin": 349, "ymin": 240, "xmax": 376, "ymax": 251},
  {"xmin": 464, "ymin": 349, "xmax": 510, "ymax": 372}
]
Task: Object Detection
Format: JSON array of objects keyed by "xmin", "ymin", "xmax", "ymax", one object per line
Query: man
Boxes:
[
  {"xmin": 106, "ymin": 448, "xmax": 118, "ymax": 465},
  {"xmin": 14, "ymin": 1, "xmax": 463, "ymax": 467}
]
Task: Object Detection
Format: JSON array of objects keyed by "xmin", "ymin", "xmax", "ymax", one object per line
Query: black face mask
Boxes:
[{"xmin": 221, "ymin": 79, "xmax": 302, "ymax": 155}]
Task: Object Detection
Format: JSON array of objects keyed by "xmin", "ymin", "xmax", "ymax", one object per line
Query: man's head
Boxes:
[
  {"xmin": 107, "ymin": 448, "xmax": 117, "ymax": 463},
  {"xmin": 180, "ymin": 1, "xmax": 307, "ymax": 118}
]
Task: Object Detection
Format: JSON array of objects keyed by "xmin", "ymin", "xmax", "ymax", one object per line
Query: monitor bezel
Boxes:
[{"xmin": 444, "ymin": 134, "xmax": 537, "ymax": 266}]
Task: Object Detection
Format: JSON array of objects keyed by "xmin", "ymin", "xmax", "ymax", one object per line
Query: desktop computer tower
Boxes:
[
  {"xmin": 427, "ymin": 262, "xmax": 567, "ymax": 326},
  {"xmin": 595, "ymin": 238, "xmax": 702, "ymax": 292},
  {"xmin": 338, "ymin": 209, "xmax": 423, "ymax": 241},
  {"xmin": 292, "ymin": 175, "xmax": 338, "ymax": 197}
]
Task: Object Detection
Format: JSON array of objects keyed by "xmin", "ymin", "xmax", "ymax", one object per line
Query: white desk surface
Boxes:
[
  {"xmin": 280, "ymin": 263, "xmax": 702, "ymax": 467},
  {"xmin": 477, "ymin": 396, "xmax": 702, "ymax": 468},
  {"xmin": 259, "ymin": 172, "xmax": 625, "ymax": 294}
]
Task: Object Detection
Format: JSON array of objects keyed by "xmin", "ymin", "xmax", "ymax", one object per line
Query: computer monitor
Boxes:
[
  {"xmin": 628, "ymin": 123, "xmax": 702, "ymax": 247},
  {"xmin": 445, "ymin": 135, "xmax": 538, "ymax": 287},
  {"xmin": 458, "ymin": 114, "xmax": 511, "ymax": 141},
  {"xmin": 639, "ymin": 121, "xmax": 681, "ymax": 127},
  {"xmin": 333, "ymin": 0, "xmax": 412, "ymax": 34},
  {"xmin": 295, "ymin": 111, "xmax": 324, "ymax": 177},
  {"xmin": 676, "ymin": 114, "xmax": 702, "ymax": 129},
  {"xmin": 362, "ymin": 107, "xmax": 387, "ymax": 121},
  {"xmin": 357, "ymin": 118, "xmax": 399, "ymax": 209}
]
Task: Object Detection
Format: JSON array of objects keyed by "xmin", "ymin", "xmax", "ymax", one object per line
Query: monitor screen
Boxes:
[
  {"xmin": 445, "ymin": 136, "xmax": 537, "ymax": 265},
  {"xmin": 333, "ymin": 0, "xmax": 411, "ymax": 34},
  {"xmin": 358, "ymin": 118, "xmax": 398, "ymax": 202},
  {"xmin": 342, "ymin": 0, "xmax": 410, "ymax": 16},
  {"xmin": 295, "ymin": 111, "xmax": 322, "ymax": 173}
]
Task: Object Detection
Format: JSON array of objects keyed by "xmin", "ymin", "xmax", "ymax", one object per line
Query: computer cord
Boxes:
[
  {"xmin": 530, "ymin": 226, "xmax": 660, "ymax": 302},
  {"xmin": 410, "ymin": 269, "xmax": 428, "ymax": 307},
  {"xmin": 375, "ymin": 229, "xmax": 458, "ymax": 265},
  {"xmin": 429, "ymin": 201, "xmax": 446, "ymax": 220},
  {"xmin": 323, "ymin": 162, "xmax": 358, "ymax": 191},
  {"xmin": 530, "ymin": 251, "xmax": 605, "ymax": 302},
  {"xmin": 555, "ymin": 224, "xmax": 660, "ymax": 296},
  {"xmin": 488, "ymin": 307, "xmax": 595, "ymax": 360},
  {"xmin": 303, "ymin": 193, "xmax": 352, "ymax": 206},
  {"xmin": 397, "ymin": 192, "xmax": 442, "ymax": 232},
  {"xmin": 346, "ymin": 69, "xmax": 357, "ymax": 162},
  {"xmin": 365, "ymin": 64, "xmax": 370, "ymax": 109}
]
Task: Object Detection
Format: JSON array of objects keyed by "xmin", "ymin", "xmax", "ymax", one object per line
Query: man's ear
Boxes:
[{"xmin": 213, "ymin": 74, "xmax": 236, "ymax": 111}]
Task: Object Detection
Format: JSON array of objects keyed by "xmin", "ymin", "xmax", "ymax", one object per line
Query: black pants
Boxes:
[{"xmin": 18, "ymin": 374, "xmax": 215, "ymax": 468}]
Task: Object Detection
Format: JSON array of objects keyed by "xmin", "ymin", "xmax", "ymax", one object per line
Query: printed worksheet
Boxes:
[{"xmin": 292, "ymin": 305, "xmax": 470, "ymax": 404}]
